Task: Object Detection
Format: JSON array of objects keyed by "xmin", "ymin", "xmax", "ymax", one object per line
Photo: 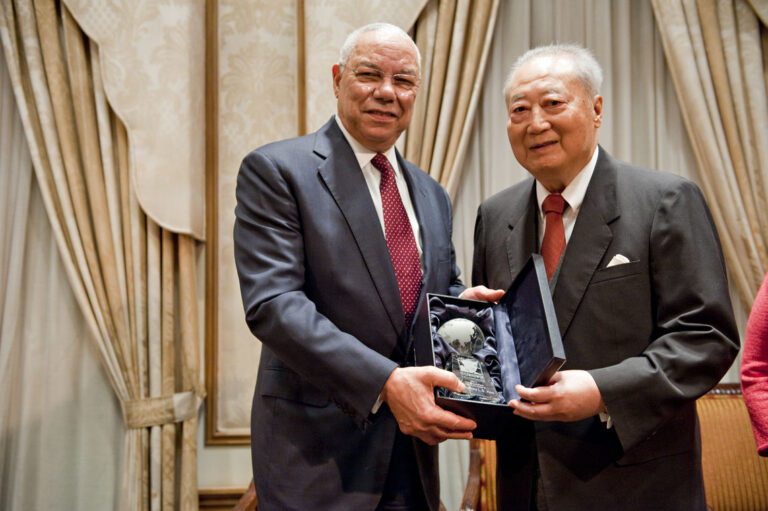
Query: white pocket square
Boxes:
[{"xmin": 606, "ymin": 254, "xmax": 630, "ymax": 268}]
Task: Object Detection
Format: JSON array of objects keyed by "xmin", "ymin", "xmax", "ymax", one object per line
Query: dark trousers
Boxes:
[{"xmin": 376, "ymin": 430, "xmax": 429, "ymax": 510}]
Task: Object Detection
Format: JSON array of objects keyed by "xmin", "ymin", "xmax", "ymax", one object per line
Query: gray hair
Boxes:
[
  {"xmin": 338, "ymin": 23, "xmax": 421, "ymax": 72},
  {"xmin": 504, "ymin": 43, "xmax": 603, "ymax": 99}
]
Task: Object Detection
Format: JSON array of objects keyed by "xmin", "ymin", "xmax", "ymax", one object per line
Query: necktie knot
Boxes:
[
  {"xmin": 542, "ymin": 193, "xmax": 566, "ymax": 215},
  {"xmin": 371, "ymin": 153, "xmax": 392, "ymax": 176}
]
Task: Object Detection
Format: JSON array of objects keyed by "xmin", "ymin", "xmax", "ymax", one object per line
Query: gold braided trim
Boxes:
[{"xmin": 123, "ymin": 391, "xmax": 203, "ymax": 429}]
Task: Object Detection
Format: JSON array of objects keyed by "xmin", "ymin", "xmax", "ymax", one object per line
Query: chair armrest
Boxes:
[
  {"xmin": 460, "ymin": 439, "xmax": 483, "ymax": 511},
  {"xmin": 233, "ymin": 479, "xmax": 257, "ymax": 511}
]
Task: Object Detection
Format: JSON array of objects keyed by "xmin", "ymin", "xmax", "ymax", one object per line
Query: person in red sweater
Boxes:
[{"xmin": 741, "ymin": 271, "xmax": 768, "ymax": 456}]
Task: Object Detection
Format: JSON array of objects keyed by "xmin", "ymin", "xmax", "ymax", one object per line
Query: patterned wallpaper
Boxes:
[{"xmin": 215, "ymin": 0, "xmax": 301, "ymax": 433}]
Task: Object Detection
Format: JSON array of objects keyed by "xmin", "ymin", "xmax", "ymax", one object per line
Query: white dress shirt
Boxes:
[
  {"xmin": 535, "ymin": 146, "xmax": 599, "ymax": 248},
  {"xmin": 335, "ymin": 116, "xmax": 423, "ymax": 260}
]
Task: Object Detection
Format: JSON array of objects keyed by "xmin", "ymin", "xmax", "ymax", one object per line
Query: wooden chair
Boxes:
[
  {"xmin": 460, "ymin": 384, "xmax": 768, "ymax": 511},
  {"xmin": 697, "ymin": 384, "xmax": 768, "ymax": 510},
  {"xmin": 233, "ymin": 479, "xmax": 257, "ymax": 511},
  {"xmin": 459, "ymin": 438, "xmax": 496, "ymax": 511}
]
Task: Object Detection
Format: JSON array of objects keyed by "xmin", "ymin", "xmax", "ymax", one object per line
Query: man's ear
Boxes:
[
  {"xmin": 332, "ymin": 64, "xmax": 341, "ymax": 97},
  {"xmin": 593, "ymin": 95, "xmax": 603, "ymax": 127}
]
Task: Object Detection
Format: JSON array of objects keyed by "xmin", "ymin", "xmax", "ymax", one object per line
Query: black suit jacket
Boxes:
[
  {"xmin": 472, "ymin": 147, "xmax": 739, "ymax": 510},
  {"xmin": 234, "ymin": 118, "xmax": 464, "ymax": 510}
]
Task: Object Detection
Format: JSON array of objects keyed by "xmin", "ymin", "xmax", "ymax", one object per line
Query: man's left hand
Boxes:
[{"xmin": 508, "ymin": 370, "xmax": 605, "ymax": 422}]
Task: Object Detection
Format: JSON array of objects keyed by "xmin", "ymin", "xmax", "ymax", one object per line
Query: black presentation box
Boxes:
[{"xmin": 416, "ymin": 254, "xmax": 565, "ymax": 439}]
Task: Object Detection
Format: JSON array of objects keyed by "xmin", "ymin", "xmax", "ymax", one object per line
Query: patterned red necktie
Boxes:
[
  {"xmin": 541, "ymin": 193, "xmax": 568, "ymax": 281},
  {"xmin": 371, "ymin": 153, "xmax": 423, "ymax": 325}
]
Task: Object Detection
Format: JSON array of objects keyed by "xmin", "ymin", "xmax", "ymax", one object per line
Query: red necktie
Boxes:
[
  {"xmin": 371, "ymin": 153, "xmax": 423, "ymax": 324},
  {"xmin": 541, "ymin": 193, "xmax": 567, "ymax": 281}
]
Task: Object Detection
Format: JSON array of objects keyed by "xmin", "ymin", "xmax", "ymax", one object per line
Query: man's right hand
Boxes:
[{"xmin": 381, "ymin": 366, "xmax": 477, "ymax": 445}]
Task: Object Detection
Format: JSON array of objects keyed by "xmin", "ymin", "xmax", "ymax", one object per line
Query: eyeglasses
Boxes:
[{"xmin": 351, "ymin": 67, "xmax": 419, "ymax": 93}]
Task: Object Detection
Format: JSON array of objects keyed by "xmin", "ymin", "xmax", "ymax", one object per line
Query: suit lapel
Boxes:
[
  {"xmin": 398, "ymin": 154, "xmax": 433, "ymax": 306},
  {"xmin": 505, "ymin": 181, "xmax": 539, "ymax": 284},
  {"xmin": 314, "ymin": 121, "xmax": 404, "ymax": 334},
  {"xmin": 554, "ymin": 148, "xmax": 619, "ymax": 339}
]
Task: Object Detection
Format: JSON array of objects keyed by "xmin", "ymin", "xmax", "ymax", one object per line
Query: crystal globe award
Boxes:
[{"xmin": 437, "ymin": 318, "xmax": 501, "ymax": 403}]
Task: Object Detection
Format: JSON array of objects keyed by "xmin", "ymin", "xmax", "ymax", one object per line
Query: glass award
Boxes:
[{"xmin": 437, "ymin": 318, "xmax": 502, "ymax": 403}]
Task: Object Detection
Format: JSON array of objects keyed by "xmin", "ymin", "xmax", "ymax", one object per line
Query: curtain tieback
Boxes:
[{"xmin": 123, "ymin": 391, "xmax": 203, "ymax": 429}]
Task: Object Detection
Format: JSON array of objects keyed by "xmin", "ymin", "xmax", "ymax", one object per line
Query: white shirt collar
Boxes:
[
  {"xmin": 536, "ymin": 146, "xmax": 599, "ymax": 214},
  {"xmin": 334, "ymin": 115, "xmax": 399, "ymax": 175}
]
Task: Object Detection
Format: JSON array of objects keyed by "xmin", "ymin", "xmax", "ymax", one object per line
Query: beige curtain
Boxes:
[
  {"xmin": 0, "ymin": 1, "xmax": 203, "ymax": 510},
  {"xmin": 0, "ymin": 43, "xmax": 122, "ymax": 508},
  {"xmin": 652, "ymin": 0, "xmax": 768, "ymax": 311},
  {"xmin": 407, "ymin": 0, "xmax": 501, "ymax": 200}
]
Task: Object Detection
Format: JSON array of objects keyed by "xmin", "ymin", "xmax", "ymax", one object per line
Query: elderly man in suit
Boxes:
[
  {"xmin": 234, "ymin": 22, "xmax": 500, "ymax": 511},
  {"xmin": 472, "ymin": 44, "xmax": 739, "ymax": 510}
]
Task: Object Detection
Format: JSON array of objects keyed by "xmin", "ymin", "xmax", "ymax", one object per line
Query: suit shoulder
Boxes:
[
  {"xmin": 243, "ymin": 132, "xmax": 317, "ymax": 163},
  {"xmin": 479, "ymin": 178, "xmax": 534, "ymax": 212},
  {"xmin": 610, "ymin": 159, "xmax": 706, "ymax": 204},
  {"xmin": 614, "ymin": 159, "xmax": 696, "ymax": 190},
  {"xmin": 237, "ymin": 129, "xmax": 331, "ymax": 187}
]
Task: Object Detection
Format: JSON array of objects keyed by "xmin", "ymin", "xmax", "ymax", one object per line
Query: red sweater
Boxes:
[{"xmin": 741, "ymin": 272, "xmax": 768, "ymax": 456}]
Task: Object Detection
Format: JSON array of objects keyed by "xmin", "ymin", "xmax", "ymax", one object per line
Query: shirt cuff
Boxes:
[
  {"xmin": 599, "ymin": 410, "xmax": 613, "ymax": 429},
  {"xmin": 371, "ymin": 393, "xmax": 384, "ymax": 414}
]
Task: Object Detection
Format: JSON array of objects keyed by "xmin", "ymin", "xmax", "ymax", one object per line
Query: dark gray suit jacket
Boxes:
[
  {"xmin": 234, "ymin": 118, "xmax": 464, "ymax": 511},
  {"xmin": 472, "ymin": 147, "xmax": 739, "ymax": 510}
]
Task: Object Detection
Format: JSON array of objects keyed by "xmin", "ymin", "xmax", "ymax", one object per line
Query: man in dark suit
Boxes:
[
  {"xmin": 234, "ymin": 23, "xmax": 499, "ymax": 511},
  {"xmin": 472, "ymin": 44, "xmax": 739, "ymax": 510}
]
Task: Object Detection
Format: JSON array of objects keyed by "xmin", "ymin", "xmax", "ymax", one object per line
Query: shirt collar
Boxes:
[
  {"xmin": 334, "ymin": 115, "xmax": 399, "ymax": 175},
  {"xmin": 536, "ymin": 146, "xmax": 599, "ymax": 214}
]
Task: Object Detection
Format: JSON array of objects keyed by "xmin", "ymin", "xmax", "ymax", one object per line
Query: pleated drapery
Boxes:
[
  {"xmin": 652, "ymin": 0, "xmax": 768, "ymax": 310},
  {"xmin": 0, "ymin": 46, "xmax": 122, "ymax": 509},
  {"xmin": 406, "ymin": 0, "xmax": 501, "ymax": 201},
  {"xmin": 0, "ymin": 1, "xmax": 204, "ymax": 509}
]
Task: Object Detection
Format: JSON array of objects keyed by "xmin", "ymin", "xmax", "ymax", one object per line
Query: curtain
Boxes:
[
  {"xmin": 1, "ymin": 37, "xmax": 123, "ymax": 510},
  {"xmin": 651, "ymin": 0, "xmax": 768, "ymax": 311},
  {"xmin": 0, "ymin": 1, "xmax": 204, "ymax": 509},
  {"xmin": 407, "ymin": 0, "xmax": 501, "ymax": 200}
]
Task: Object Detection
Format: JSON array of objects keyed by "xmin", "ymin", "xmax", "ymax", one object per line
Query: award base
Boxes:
[{"xmin": 446, "ymin": 353, "xmax": 504, "ymax": 403}]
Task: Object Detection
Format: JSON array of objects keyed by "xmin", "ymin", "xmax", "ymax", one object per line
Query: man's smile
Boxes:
[
  {"xmin": 366, "ymin": 109, "xmax": 398, "ymax": 119},
  {"xmin": 530, "ymin": 140, "xmax": 558, "ymax": 151}
]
